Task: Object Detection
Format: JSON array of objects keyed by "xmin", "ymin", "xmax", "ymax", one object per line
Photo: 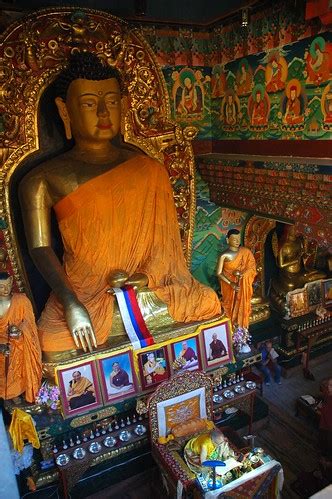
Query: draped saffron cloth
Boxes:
[
  {"xmin": 220, "ymin": 247, "xmax": 257, "ymax": 329},
  {"xmin": 0, "ymin": 294, "xmax": 42, "ymax": 403},
  {"xmin": 39, "ymin": 156, "xmax": 220, "ymax": 352}
]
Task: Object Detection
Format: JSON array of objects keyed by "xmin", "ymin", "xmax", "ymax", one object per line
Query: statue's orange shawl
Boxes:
[
  {"xmin": 0, "ymin": 294, "xmax": 42, "ymax": 402},
  {"xmin": 39, "ymin": 155, "xmax": 220, "ymax": 352},
  {"xmin": 220, "ymin": 247, "xmax": 256, "ymax": 329}
]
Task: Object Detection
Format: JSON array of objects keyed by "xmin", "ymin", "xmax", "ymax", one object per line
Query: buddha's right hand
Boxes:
[{"xmin": 64, "ymin": 300, "xmax": 97, "ymax": 353}]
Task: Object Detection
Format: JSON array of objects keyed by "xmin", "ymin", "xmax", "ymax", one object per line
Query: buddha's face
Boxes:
[
  {"xmin": 227, "ymin": 233, "xmax": 241, "ymax": 249},
  {"xmin": 286, "ymin": 225, "xmax": 296, "ymax": 240},
  {"xmin": 0, "ymin": 277, "xmax": 12, "ymax": 297},
  {"xmin": 184, "ymin": 77, "xmax": 192, "ymax": 89},
  {"xmin": 61, "ymin": 78, "xmax": 121, "ymax": 144}
]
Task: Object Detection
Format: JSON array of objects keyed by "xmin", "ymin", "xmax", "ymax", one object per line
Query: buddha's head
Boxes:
[
  {"xmin": 226, "ymin": 228, "xmax": 241, "ymax": 250},
  {"xmin": 0, "ymin": 271, "xmax": 13, "ymax": 298},
  {"xmin": 285, "ymin": 224, "xmax": 297, "ymax": 241},
  {"xmin": 54, "ymin": 52, "xmax": 122, "ymax": 146},
  {"xmin": 290, "ymin": 86, "xmax": 297, "ymax": 102},
  {"xmin": 184, "ymin": 77, "xmax": 192, "ymax": 89}
]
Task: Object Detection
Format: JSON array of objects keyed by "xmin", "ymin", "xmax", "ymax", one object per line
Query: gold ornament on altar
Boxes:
[{"xmin": 136, "ymin": 397, "xmax": 148, "ymax": 415}]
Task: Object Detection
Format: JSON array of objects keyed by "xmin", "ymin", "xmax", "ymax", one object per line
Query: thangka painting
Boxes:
[
  {"xmin": 210, "ymin": 32, "xmax": 332, "ymax": 140},
  {"xmin": 163, "ymin": 66, "xmax": 212, "ymax": 140}
]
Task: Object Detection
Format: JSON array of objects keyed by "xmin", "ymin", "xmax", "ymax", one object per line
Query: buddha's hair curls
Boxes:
[{"xmin": 55, "ymin": 52, "xmax": 122, "ymax": 100}]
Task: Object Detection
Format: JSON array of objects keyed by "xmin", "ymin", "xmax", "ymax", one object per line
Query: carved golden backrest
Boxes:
[{"xmin": 0, "ymin": 7, "xmax": 196, "ymax": 297}]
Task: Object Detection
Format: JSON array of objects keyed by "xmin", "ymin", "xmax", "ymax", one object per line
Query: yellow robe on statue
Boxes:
[
  {"xmin": 184, "ymin": 432, "xmax": 235, "ymax": 473},
  {"xmin": 220, "ymin": 247, "xmax": 256, "ymax": 329},
  {"xmin": 39, "ymin": 155, "xmax": 220, "ymax": 352},
  {"xmin": 0, "ymin": 294, "xmax": 42, "ymax": 402}
]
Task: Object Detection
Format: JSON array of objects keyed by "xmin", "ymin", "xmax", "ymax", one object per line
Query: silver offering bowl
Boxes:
[
  {"xmin": 134, "ymin": 424, "xmax": 147, "ymax": 436},
  {"xmin": 119, "ymin": 430, "xmax": 132, "ymax": 442},
  {"xmin": 88, "ymin": 441, "xmax": 102, "ymax": 454},
  {"xmin": 72, "ymin": 447, "xmax": 86, "ymax": 460},
  {"xmin": 103, "ymin": 436, "xmax": 117, "ymax": 448},
  {"xmin": 56, "ymin": 453, "xmax": 70, "ymax": 466}
]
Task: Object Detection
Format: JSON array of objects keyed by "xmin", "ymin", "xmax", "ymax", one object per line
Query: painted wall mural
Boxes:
[
  {"xmin": 163, "ymin": 66, "xmax": 212, "ymax": 140},
  {"xmin": 211, "ymin": 33, "xmax": 332, "ymax": 140},
  {"xmin": 191, "ymin": 172, "xmax": 247, "ymax": 291}
]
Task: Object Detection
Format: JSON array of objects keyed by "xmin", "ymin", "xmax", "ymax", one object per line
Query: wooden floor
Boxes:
[
  {"xmin": 259, "ymin": 350, "xmax": 332, "ymax": 419},
  {"xmin": 85, "ymin": 352, "xmax": 332, "ymax": 498}
]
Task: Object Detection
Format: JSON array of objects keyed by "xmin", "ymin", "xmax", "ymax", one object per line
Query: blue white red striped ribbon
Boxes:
[{"xmin": 112, "ymin": 285, "xmax": 155, "ymax": 350}]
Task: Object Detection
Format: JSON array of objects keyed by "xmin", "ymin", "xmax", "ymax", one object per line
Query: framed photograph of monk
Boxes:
[
  {"xmin": 287, "ymin": 288, "xmax": 309, "ymax": 318},
  {"xmin": 138, "ymin": 347, "xmax": 170, "ymax": 391},
  {"xmin": 201, "ymin": 321, "xmax": 232, "ymax": 369},
  {"xmin": 55, "ymin": 360, "xmax": 102, "ymax": 418},
  {"xmin": 97, "ymin": 351, "xmax": 137, "ymax": 404},
  {"xmin": 305, "ymin": 280, "xmax": 322, "ymax": 309},
  {"xmin": 171, "ymin": 336, "xmax": 201, "ymax": 372},
  {"xmin": 322, "ymin": 279, "xmax": 332, "ymax": 307}
]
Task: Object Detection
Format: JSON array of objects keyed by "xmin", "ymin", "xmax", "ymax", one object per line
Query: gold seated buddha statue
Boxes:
[
  {"xmin": 270, "ymin": 225, "xmax": 326, "ymax": 313},
  {"xmin": 18, "ymin": 53, "xmax": 221, "ymax": 372}
]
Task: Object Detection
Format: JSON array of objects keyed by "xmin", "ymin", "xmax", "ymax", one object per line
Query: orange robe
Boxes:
[
  {"xmin": 0, "ymin": 294, "xmax": 42, "ymax": 402},
  {"xmin": 220, "ymin": 247, "xmax": 257, "ymax": 329},
  {"xmin": 39, "ymin": 156, "xmax": 220, "ymax": 352}
]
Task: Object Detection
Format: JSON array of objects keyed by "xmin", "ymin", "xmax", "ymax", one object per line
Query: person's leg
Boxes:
[
  {"xmin": 273, "ymin": 363, "xmax": 282, "ymax": 384},
  {"xmin": 258, "ymin": 364, "xmax": 271, "ymax": 384}
]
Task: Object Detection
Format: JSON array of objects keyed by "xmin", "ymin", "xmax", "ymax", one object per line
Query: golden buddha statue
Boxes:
[
  {"xmin": 216, "ymin": 229, "xmax": 256, "ymax": 330},
  {"xmin": 270, "ymin": 224, "xmax": 326, "ymax": 313},
  {"xmin": 19, "ymin": 53, "xmax": 220, "ymax": 360}
]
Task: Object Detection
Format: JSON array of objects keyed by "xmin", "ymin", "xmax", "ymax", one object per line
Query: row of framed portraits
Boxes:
[
  {"xmin": 55, "ymin": 319, "xmax": 233, "ymax": 418},
  {"xmin": 286, "ymin": 278, "xmax": 332, "ymax": 318}
]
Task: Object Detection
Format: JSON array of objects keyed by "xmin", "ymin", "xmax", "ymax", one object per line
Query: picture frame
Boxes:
[
  {"xmin": 55, "ymin": 360, "xmax": 102, "ymax": 418},
  {"xmin": 171, "ymin": 336, "xmax": 201, "ymax": 373},
  {"xmin": 287, "ymin": 287, "xmax": 309, "ymax": 318},
  {"xmin": 97, "ymin": 350, "xmax": 137, "ymax": 404},
  {"xmin": 201, "ymin": 321, "xmax": 232, "ymax": 369},
  {"xmin": 305, "ymin": 280, "xmax": 322, "ymax": 309},
  {"xmin": 322, "ymin": 278, "xmax": 332, "ymax": 307},
  {"xmin": 138, "ymin": 346, "xmax": 170, "ymax": 391}
]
